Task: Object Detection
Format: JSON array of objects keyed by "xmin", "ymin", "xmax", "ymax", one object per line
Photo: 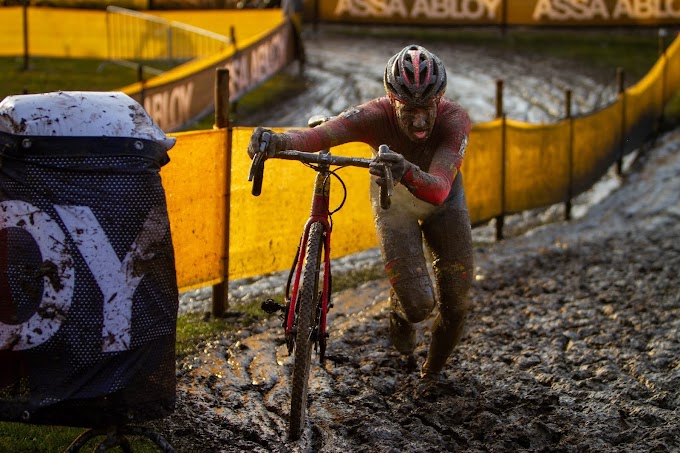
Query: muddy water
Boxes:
[{"xmin": 153, "ymin": 31, "xmax": 679, "ymax": 452}]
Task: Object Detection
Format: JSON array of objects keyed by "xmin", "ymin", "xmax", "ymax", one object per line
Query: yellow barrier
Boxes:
[
  {"xmin": 229, "ymin": 127, "xmax": 377, "ymax": 282},
  {"xmin": 163, "ymin": 128, "xmax": 228, "ymax": 291}
]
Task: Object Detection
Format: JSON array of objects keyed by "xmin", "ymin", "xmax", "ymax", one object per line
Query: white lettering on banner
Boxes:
[
  {"xmin": 250, "ymin": 33, "xmax": 287, "ymax": 87},
  {"xmin": 0, "ymin": 200, "xmax": 169, "ymax": 353},
  {"xmin": 613, "ymin": 0, "xmax": 680, "ymax": 18},
  {"xmin": 335, "ymin": 0, "xmax": 501, "ymax": 19},
  {"xmin": 0, "ymin": 201, "xmax": 75, "ymax": 351},
  {"xmin": 334, "ymin": 0, "xmax": 409, "ymax": 17},
  {"xmin": 411, "ymin": 0, "xmax": 501, "ymax": 19},
  {"xmin": 533, "ymin": 0, "xmax": 609, "ymax": 20},
  {"xmin": 534, "ymin": 0, "xmax": 680, "ymax": 20},
  {"xmin": 224, "ymin": 53, "xmax": 250, "ymax": 101},
  {"xmin": 143, "ymin": 82, "xmax": 194, "ymax": 131},
  {"xmin": 224, "ymin": 31, "xmax": 289, "ymax": 101}
]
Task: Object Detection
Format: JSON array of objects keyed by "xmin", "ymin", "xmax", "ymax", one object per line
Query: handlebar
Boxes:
[{"xmin": 248, "ymin": 146, "xmax": 394, "ymax": 210}]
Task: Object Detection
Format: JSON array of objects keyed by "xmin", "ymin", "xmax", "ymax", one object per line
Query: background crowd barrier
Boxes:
[
  {"xmin": 0, "ymin": 6, "xmax": 303, "ymax": 131},
  {"xmin": 0, "ymin": 5, "xmax": 679, "ymax": 298}
]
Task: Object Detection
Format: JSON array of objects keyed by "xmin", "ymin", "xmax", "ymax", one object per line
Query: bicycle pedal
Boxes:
[{"xmin": 261, "ymin": 298, "xmax": 285, "ymax": 314}]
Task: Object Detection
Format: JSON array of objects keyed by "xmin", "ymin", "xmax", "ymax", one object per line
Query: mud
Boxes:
[{"xmin": 151, "ymin": 30, "xmax": 679, "ymax": 452}]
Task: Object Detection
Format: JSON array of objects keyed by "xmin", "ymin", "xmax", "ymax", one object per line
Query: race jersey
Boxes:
[{"xmin": 281, "ymin": 96, "xmax": 471, "ymax": 205}]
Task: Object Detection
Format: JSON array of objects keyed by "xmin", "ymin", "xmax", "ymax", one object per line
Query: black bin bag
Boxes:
[{"xmin": 0, "ymin": 91, "xmax": 179, "ymax": 427}]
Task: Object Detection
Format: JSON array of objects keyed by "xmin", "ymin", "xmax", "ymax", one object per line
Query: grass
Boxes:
[{"xmin": 1, "ymin": 27, "xmax": 679, "ymax": 450}]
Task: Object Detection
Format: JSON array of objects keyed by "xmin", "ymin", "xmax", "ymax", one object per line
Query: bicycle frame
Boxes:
[{"xmin": 284, "ymin": 148, "xmax": 333, "ymax": 362}]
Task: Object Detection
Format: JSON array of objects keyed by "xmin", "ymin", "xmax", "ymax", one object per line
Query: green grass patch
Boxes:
[
  {"xmin": 175, "ymin": 299, "xmax": 265, "ymax": 359},
  {"xmin": 0, "ymin": 57, "xmax": 142, "ymax": 99},
  {"xmin": 0, "ymin": 421, "xmax": 164, "ymax": 452}
]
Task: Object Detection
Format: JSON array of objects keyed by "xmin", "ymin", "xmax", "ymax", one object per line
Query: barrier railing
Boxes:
[{"xmin": 106, "ymin": 6, "xmax": 232, "ymax": 71}]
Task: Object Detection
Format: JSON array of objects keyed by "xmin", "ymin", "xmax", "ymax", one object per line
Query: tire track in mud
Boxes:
[{"xmin": 160, "ymin": 31, "xmax": 679, "ymax": 452}]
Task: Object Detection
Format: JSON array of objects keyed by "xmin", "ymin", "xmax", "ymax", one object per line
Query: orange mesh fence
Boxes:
[
  {"xmin": 504, "ymin": 119, "xmax": 571, "ymax": 214},
  {"xmin": 666, "ymin": 36, "xmax": 680, "ymax": 102},
  {"xmin": 625, "ymin": 55, "xmax": 666, "ymax": 153},
  {"xmin": 162, "ymin": 128, "xmax": 228, "ymax": 292},
  {"xmin": 572, "ymin": 102, "xmax": 623, "ymax": 197},
  {"xmin": 229, "ymin": 127, "xmax": 377, "ymax": 282},
  {"xmin": 463, "ymin": 119, "xmax": 504, "ymax": 224}
]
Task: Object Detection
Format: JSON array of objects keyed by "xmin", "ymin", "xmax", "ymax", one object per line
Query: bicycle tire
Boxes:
[{"xmin": 288, "ymin": 221, "xmax": 324, "ymax": 440}]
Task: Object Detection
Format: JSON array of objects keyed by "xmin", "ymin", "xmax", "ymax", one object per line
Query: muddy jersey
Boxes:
[{"xmin": 281, "ymin": 96, "xmax": 471, "ymax": 206}]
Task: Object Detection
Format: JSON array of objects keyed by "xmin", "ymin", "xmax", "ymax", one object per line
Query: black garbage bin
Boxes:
[{"xmin": 0, "ymin": 91, "xmax": 179, "ymax": 429}]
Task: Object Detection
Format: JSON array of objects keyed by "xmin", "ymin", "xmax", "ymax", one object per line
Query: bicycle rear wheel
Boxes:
[{"xmin": 288, "ymin": 221, "xmax": 324, "ymax": 440}]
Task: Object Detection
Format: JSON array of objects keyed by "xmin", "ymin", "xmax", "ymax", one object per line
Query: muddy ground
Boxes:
[{"xmin": 150, "ymin": 30, "xmax": 679, "ymax": 452}]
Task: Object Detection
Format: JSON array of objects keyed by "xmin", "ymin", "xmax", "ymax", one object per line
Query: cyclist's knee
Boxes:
[{"xmin": 392, "ymin": 284, "xmax": 435, "ymax": 323}]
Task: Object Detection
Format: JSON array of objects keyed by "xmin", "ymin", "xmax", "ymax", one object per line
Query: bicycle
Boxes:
[{"xmin": 248, "ymin": 115, "xmax": 393, "ymax": 440}]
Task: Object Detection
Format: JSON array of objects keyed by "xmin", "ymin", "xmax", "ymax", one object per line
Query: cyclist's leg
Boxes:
[
  {"xmin": 370, "ymin": 184, "xmax": 435, "ymax": 354},
  {"xmin": 420, "ymin": 175, "xmax": 473, "ymax": 377}
]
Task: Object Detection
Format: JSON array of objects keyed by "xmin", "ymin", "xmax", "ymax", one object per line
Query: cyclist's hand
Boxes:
[
  {"xmin": 247, "ymin": 127, "xmax": 286, "ymax": 159},
  {"xmin": 370, "ymin": 149, "xmax": 407, "ymax": 184}
]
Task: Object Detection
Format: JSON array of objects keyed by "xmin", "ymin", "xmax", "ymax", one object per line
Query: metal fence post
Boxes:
[
  {"xmin": 564, "ymin": 89, "xmax": 573, "ymax": 221},
  {"xmin": 212, "ymin": 68, "xmax": 231, "ymax": 318},
  {"xmin": 657, "ymin": 28, "xmax": 668, "ymax": 135},
  {"xmin": 22, "ymin": 0, "xmax": 29, "ymax": 71},
  {"xmin": 495, "ymin": 79, "xmax": 505, "ymax": 241}
]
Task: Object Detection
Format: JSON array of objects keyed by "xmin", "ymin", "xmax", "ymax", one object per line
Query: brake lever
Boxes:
[
  {"xmin": 378, "ymin": 144, "xmax": 393, "ymax": 209},
  {"xmin": 248, "ymin": 131, "xmax": 271, "ymax": 196}
]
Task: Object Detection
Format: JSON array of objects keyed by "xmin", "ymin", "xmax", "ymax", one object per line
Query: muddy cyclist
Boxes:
[{"xmin": 248, "ymin": 44, "xmax": 473, "ymax": 386}]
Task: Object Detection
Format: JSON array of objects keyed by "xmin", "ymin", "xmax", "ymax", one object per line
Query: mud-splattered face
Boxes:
[{"xmin": 391, "ymin": 96, "xmax": 439, "ymax": 143}]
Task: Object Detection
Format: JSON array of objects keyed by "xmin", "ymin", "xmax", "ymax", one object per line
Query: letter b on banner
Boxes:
[{"xmin": 0, "ymin": 91, "xmax": 179, "ymax": 427}]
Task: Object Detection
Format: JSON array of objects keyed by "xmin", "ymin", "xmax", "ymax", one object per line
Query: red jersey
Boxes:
[{"xmin": 281, "ymin": 96, "xmax": 471, "ymax": 205}]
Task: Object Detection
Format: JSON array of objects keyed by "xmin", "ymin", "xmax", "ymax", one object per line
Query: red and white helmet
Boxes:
[{"xmin": 384, "ymin": 44, "xmax": 447, "ymax": 106}]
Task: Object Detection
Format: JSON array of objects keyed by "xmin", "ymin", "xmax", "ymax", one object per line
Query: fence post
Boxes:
[
  {"xmin": 564, "ymin": 89, "xmax": 573, "ymax": 221},
  {"xmin": 616, "ymin": 67, "xmax": 625, "ymax": 176},
  {"xmin": 212, "ymin": 68, "xmax": 231, "ymax": 318},
  {"xmin": 495, "ymin": 79, "xmax": 505, "ymax": 241},
  {"xmin": 21, "ymin": 0, "xmax": 29, "ymax": 71},
  {"xmin": 137, "ymin": 64, "xmax": 145, "ymax": 107},
  {"xmin": 230, "ymin": 25, "xmax": 237, "ymax": 50},
  {"xmin": 657, "ymin": 28, "xmax": 668, "ymax": 135}
]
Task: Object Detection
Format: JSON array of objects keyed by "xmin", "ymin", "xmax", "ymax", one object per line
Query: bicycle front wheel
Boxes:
[{"xmin": 288, "ymin": 221, "xmax": 324, "ymax": 440}]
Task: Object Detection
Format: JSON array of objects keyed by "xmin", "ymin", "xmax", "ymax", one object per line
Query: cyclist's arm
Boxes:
[{"xmin": 281, "ymin": 100, "xmax": 385, "ymax": 153}]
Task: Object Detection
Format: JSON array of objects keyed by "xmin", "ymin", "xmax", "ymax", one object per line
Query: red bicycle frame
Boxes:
[{"xmin": 284, "ymin": 149, "xmax": 334, "ymax": 361}]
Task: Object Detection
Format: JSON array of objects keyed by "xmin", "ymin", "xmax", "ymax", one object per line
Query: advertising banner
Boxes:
[
  {"xmin": 309, "ymin": 0, "xmax": 680, "ymax": 27},
  {"xmin": 124, "ymin": 18, "xmax": 301, "ymax": 132},
  {"xmin": 0, "ymin": 92, "xmax": 179, "ymax": 427}
]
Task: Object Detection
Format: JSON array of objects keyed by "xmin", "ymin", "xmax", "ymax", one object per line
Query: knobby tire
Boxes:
[{"xmin": 288, "ymin": 222, "xmax": 324, "ymax": 440}]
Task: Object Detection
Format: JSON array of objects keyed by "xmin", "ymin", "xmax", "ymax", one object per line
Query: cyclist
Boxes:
[{"xmin": 248, "ymin": 44, "xmax": 473, "ymax": 384}]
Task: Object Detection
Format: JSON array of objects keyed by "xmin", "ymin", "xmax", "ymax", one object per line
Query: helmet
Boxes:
[{"xmin": 384, "ymin": 44, "xmax": 447, "ymax": 106}]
